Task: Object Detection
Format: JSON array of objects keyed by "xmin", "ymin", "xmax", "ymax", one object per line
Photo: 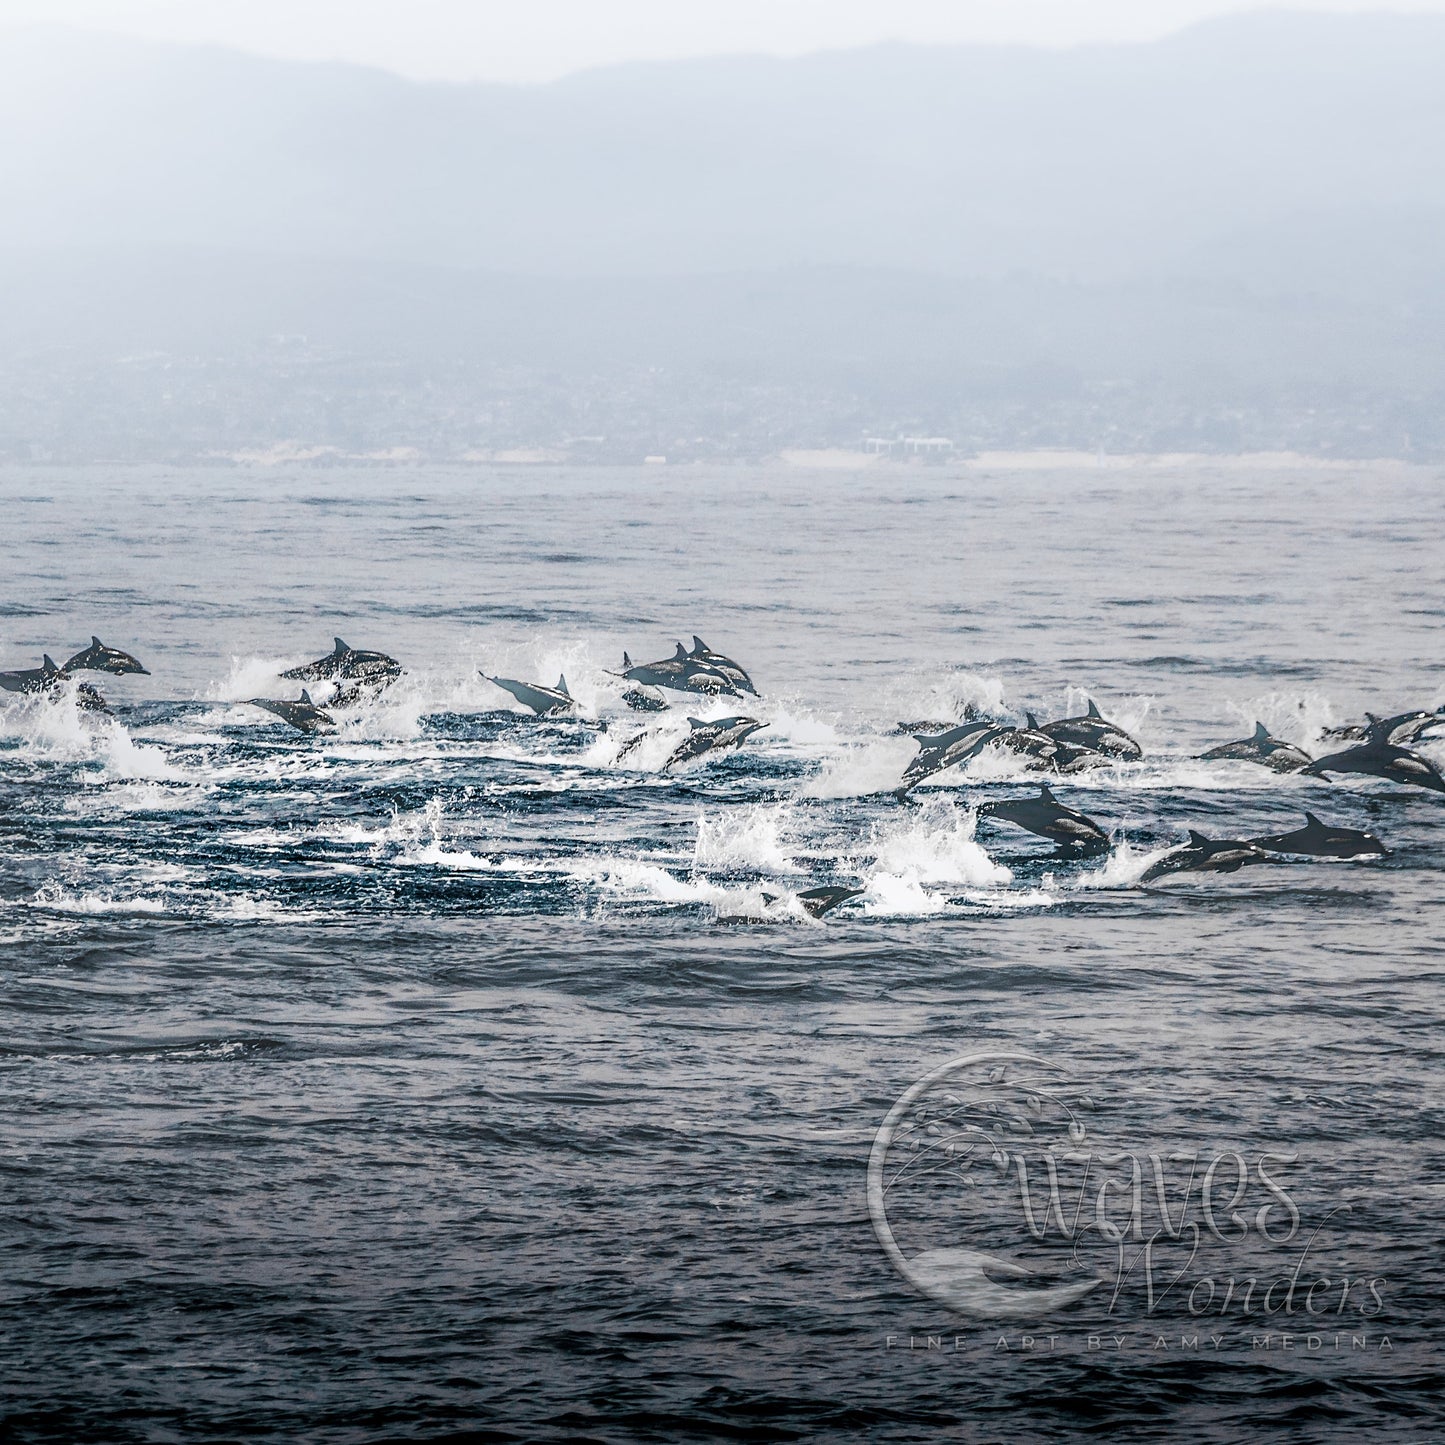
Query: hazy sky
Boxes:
[{"xmin": 5, "ymin": 0, "xmax": 1445, "ymax": 81}]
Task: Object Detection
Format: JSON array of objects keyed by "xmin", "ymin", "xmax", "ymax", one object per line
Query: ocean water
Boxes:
[{"xmin": 1, "ymin": 461, "xmax": 1442, "ymax": 1442}]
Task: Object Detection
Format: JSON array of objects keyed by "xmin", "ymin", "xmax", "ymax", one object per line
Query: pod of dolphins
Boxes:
[{"xmin": 5, "ymin": 631, "xmax": 1441, "ymax": 916}]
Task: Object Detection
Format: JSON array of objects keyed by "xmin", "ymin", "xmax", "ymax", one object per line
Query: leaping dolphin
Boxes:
[
  {"xmin": 0, "ymin": 654, "xmax": 67, "ymax": 695},
  {"xmin": 1200, "ymin": 722, "xmax": 1313, "ymax": 773},
  {"xmin": 1323, "ymin": 709, "xmax": 1445, "ymax": 747},
  {"xmin": 282, "ymin": 637, "xmax": 401, "ymax": 685},
  {"xmin": 62, "ymin": 637, "xmax": 149, "ymax": 676},
  {"xmin": 898, "ymin": 720, "xmax": 1002, "ymax": 794},
  {"xmin": 1305, "ymin": 739, "xmax": 1445, "ymax": 794},
  {"xmin": 993, "ymin": 714, "xmax": 1063, "ymax": 769},
  {"xmin": 977, "ymin": 784, "xmax": 1110, "ymax": 856},
  {"xmin": 616, "ymin": 644, "xmax": 738, "ymax": 697},
  {"xmin": 1039, "ymin": 700, "xmax": 1143, "ymax": 760},
  {"xmin": 1140, "ymin": 830, "xmax": 1271, "ymax": 883},
  {"xmin": 661, "ymin": 715, "xmax": 767, "ymax": 771},
  {"xmin": 486, "ymin": 673, "xmax": 577, "ymax": 717},
  {"xmin": 620, "ymin": 683, "xmax": 669, "ymax": 712},
  {"xmin": 687, "ymin": 637, "xmax": 758, "ymax": 696},
  {"xmin": 246, "ymin": 690, "xmax": 337, "ymax": 734},
  {"xmin": 0, "ymin": 655, "xmax": 110, "ymax": 712},
  {"xmin": 894, "ymin": 704, "xmax": 983, "ymax": 736},
  {"xmin": 1249, "ymin": 812, "xmax": 1389, "ymax": 859}
]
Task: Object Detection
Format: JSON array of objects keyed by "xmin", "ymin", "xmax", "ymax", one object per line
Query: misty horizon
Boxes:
[{"xmin": 2, "ymin": 9, "xmax": 1443, "ymax": 463}]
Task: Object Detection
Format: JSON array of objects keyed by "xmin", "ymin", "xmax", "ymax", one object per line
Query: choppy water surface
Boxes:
[{"xmin": 1, "ymin": 463, "xmax": 1442, "ymax": 1442}]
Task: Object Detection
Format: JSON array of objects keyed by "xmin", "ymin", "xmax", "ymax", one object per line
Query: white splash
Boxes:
[
  {"xmin": 693, "ymin": 803, "xmax": 798, "ymax": 872},
  {"xmin": 1072, "ymin": 838, "xmax": 1173, "ymax": 889},
  {"xmin": 802, "ymin": 739, "xmax": 913, "ymax": 799}
]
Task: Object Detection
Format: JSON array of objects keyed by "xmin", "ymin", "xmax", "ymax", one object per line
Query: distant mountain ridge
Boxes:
[
  {"xmin": 1, "ymin": 12, "xmax": 1444, "ymax": 287},
  {"xmin": 2, "ymin": 12, "xmax": 1443, "ymax": 462}
]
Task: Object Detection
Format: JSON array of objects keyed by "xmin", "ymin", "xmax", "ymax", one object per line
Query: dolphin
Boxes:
[
  {"xmin": 687, "ymin": 636, "xmax": 759, "ymax": 695},
  {"xmin": 1249, "ymin": 812, "xmax": 1389, "ymax": 859},
  {"xmin": 898, "ymin": 720, "xmax": 1003, "ymax": 794},
  {"xmin": 0, "ymin": 655, "xmax": 111, "ymax": 712},
  {"xmin": 617, "ymin": 644, "xmax": 738, "ymax": 697},
  {"xmin": 1039, "ymin": 700, "xmax": 1143, "ymax": 760},
  {"xmin": 1321, "ymin": 709, "xmax": 1445, "ymax": 747},
  {"xmin": 282, "ymin": 637, "xmax": 401, "ymax": 685},
  {"xmin": 795, "ymin": 885, "xmax": 865, "ymax": 918},
  {"xmin": 716, "ymin": 883, "xmax": 864, "ymax": 925},
  {"xmin": 486, "ymin": 673, "xmax": 577, "ymax": 717},
  {"xmin": 977, "ymin": 784, "xmax": 1110, "ymax": 856},
  {"xmin": 661, "ymin": 715, "xmax": 767, "ymax": 772},
  {"xmin": 749, "ymin": 885, "xmax": 866, "ymax": 919},
  {"xmin": 1200, "ymin": 721, "xmax": 1313, "ymax": 773},
  {"xmin": 614, "ymin": 726, "xmax": 654, "ymax": 763},
  {"xmin": 895, "ymin": 704, "xmax": 983, "ymax": 736},
  {"xmin": 993, "ymin": 713, "xmax": 1062, "ymax": 768},
  {"xmin": 61, "ymin": 637, "xmax": 149, "ymax": 676},
  {"xmin": 71, "ymin": 681, "xmax": 112, "ymax": 713},
  {"xmin": 621, "ymin": 683, "xmax": 669, "ymax": 712},
  {"xmin": 246, "ymin": 690, "xmax": 337, "ymax": 734},
  {"xmin": 0, "ymin": 654, "xmax": 67, "ymax": 695},
  {"xmin": 1386, "ymin": 710, "xmax": 1445, "ymax": 746},
  {"xmin": 1140, "ymin": 830, "xmax": 1272, "ymax": 883},
  {"xmin": 1305, "ymin": 739, "xmax": 1445, "ymax": 794},
  {"xmin": 1048, "ymin": 740, "xmax": 1111, "ymax": 774},
  {"xmin": 1320, "ymin": 709, "xmax": 1445, "ymax": 745}
]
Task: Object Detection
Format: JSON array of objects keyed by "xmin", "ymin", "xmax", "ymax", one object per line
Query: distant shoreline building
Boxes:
[{"xmin": 863, "ymin": 436, "xmax": 955, "ymax": 459}]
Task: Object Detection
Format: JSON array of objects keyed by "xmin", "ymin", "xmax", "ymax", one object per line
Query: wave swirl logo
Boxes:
[{"xmin": 868, "ymin": 1051, "xmax": 1103, "ymax": 1319}]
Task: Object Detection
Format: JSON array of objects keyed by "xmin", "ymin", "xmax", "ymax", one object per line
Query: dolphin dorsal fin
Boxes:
[
  {"xmin": 92, "ymin": 635, "xmax": 102, "ymax": 647},
  {"xmin": 674, "ymin": 642, "xmax": 688, "ymax": 660},
  {"xmin": 333, "ymin": 638, "xmax": 348, "ymax": 653},
  {"xmin": 691, "ymin": 636, "xmax": 708, "ymax": 655},
  {"xmin": 1039, "ymin": 783, "xmax": 1055, "ymax": 800},
  {"xmin": 622, "ymin": 652, "xmax": 632, "ymax": 668},
  {"xmin": 687, "ymin": 716, "xmax": 707, "ymax": 729},
  {"xmin": 1253, "ymin": 722, "xmax": 1269, "ymax": 740},
  {"xmin": 1026, "ymin": 712, "xmax": 1039, "ymax": 729},
  {"xmin": 1304, "ymin": 811, "xmax": 1323, "ymax": 827},
  {"xmin": 1187, "ymin": 829, "xmax": 1209, "ymax": 847},
  {"xmin": 557, "ymin": 674, "xmax": 569, "ymax": 695},
  {"xmin": 301, "ymin": 689, "xmax": 313, "ymax": 704},
  {"xmin": 1365, "ymin": 712, "xmax": 1379, "ymax": 723},
  {"xmin": 43, "ymin": 654, "xmax": 59, "ymax": 671},
  {"xmin": 1087, "ymin": 699, "xmax": 1102, "ymax": 719}
]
